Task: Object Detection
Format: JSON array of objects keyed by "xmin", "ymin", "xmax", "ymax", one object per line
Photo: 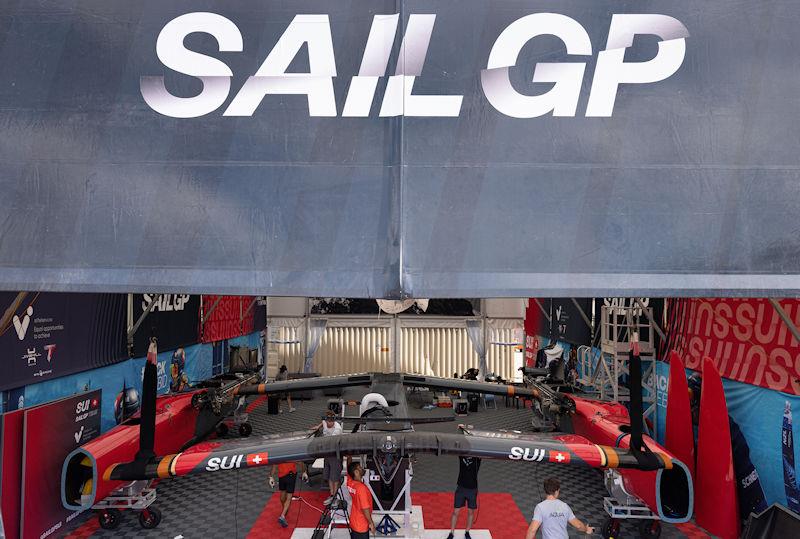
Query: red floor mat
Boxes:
[{"xmin": 247, "ymin": 491, "xmax": 529, "ymax": 539}]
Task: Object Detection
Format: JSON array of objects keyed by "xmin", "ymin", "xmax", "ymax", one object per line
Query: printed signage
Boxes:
[
  {"xmin": 2, "ymin": 2, "xmax": 800, "ymax": 298},
  {"xmin": 131, "ymin": 294, "xmax": 200, "ymax": 357},
  {"xmin": 0, "ymin": 293, "xmax": 127, "ymax": 391},
  {"xmin": 668, "ymin": 298, "xmax": 800, "ymax": 395},
  {"xmin": 20, "ymin": 390, "xmax": 102, "ymax": 539}
]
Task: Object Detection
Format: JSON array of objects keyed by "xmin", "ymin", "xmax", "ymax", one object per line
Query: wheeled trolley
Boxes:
[
  {"xmin": 91, "ymin": 480, "xmax": 161, "ymax": 530},
  {"xmin": 601, "ymin": 497, "xmax": 662, "ymax": 539}
]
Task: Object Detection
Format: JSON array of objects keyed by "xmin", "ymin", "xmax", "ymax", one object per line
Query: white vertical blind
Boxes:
[{"xmin": 269, "ymin": 317, "xmax": 522, "ymax": 379}]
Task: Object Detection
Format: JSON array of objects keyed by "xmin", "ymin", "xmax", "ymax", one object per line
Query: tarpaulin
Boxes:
[
  {"xmin": 0, "ymin": 293, "xmax": 127, "ymax": 391},
  {"xmin": 0, "ymin": 1, "xmax": 799, "ymax": 296}
]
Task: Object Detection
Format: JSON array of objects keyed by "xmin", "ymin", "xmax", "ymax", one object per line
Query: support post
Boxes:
[
  {"xmin": 634, "ymin": 298, "xmax": 666, "ymax": 342},
  {"xmin": 127, "ymin": 294, "xmax": 161, "ymax": 353},
  {"xmin": 769, "ymin": 299, "xmax": 800, "ymax": 345}
]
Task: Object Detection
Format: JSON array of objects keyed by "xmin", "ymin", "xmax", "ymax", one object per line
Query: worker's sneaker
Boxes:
[
  {"xmin": 278, "ymin": 516, "xmax": 288, "ymax": 528},
  {"xmin": 289, "ymin": 407, "xmax": 297, "ymax": 413},
  {"xmin": 465, "ymin": 532, "xmax": 472, "ymax": 539},
  {"xmin": 323, "ymin": 495, "xmax": 334, "ymax": 505},
  {"xmin": 446, "ymin": 533, "xmax": 454, "ymax": 539}
]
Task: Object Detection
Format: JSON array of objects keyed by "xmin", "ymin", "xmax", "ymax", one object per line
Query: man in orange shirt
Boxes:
[
  {"xmin": 346, "ymin": 461, "xmax": 376, "ymax": 538},
  {"xmin": 269, "ymin": 461, "xmax": 308, "ymax": 528}
]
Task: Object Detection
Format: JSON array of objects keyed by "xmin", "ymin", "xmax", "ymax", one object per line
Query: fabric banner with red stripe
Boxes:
[
  {"xmin": 201, "ymin": 296, "xmax": 265, "ymax": 343},
  {"xmin": 665, "ymin": 298, "xmax": 800, "ymax": 395}
]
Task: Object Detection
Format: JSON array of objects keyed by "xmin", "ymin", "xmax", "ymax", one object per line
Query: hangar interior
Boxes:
[
  {"xmin": 2, "ymin": 295, "xmax": 798, "ymax": 539},
  {"xmin": 3, "ymin": 2, "xmax": 800, "ymax": 539}
]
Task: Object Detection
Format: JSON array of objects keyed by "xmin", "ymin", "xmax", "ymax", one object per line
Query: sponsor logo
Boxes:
[
  {"xmin": 604, "ymin": 297, "xmax": 651, "ymax": 317},
  {"xmin": 508, "ymin": 447, "xmax": 547, "ymax": 462},
  {"xmin": 141, "ymin": 294, "xmax": 192, "ymax": 312},
  {"xmin": 141, "ymin": 360, "xmax": 170, "ymax": 392},
  {"xmin": 40, "ymin": 521, "xmax": 62, "ymax": 538},
  {"xmin": 76, "ymin": 399, "xmax": 92, "ymax": 414},
  {"xmin": 13, "ymin": 306, "xmax": 33, "ymax": 339},
  {"xmin": 142, "ymin": 12, "xmax": 689, "ymax": 119},
  {"xmin": 22, "ymin": 347, "xmax": 41, "ymax": 366},
  {"xmin": 549, "ymin": 451, "xmax": 570, "ymax": 463},
  {"xmin": 74, "ymin": 426, "xmax": 85, "ymax": 443},
  {"xmin": 75, "ymin": 398, "xmax": 100, "ymax": 422},
  {"xmin": 205, "ymin": 454, "xmax": 244, "ymax": 472},
  {"xmin": 741, "ymin": 469, "xmax": 759, "ymax": 489},
  {"xmin": 33, "ymin": 369, "xmax": 53, "ymax": 378},
  {"xmin": 44, "ymin": 343, "xmax": 56, "ymax": 363},
  {"xmin": 247, "ymin": 452, "xmax": 269, "ymax": 466}
]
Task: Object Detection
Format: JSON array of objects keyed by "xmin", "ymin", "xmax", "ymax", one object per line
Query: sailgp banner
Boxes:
[
  {"xmin": 0, "ymin": 293, "xmax": 127, "ymax": 391},
  {"xmin": 131, "ymin": 294, "xmax": 201, "ymax": 357},
  {"xmin": 1, "ymin": 1, "xmax": 800, "ymax": 296},
  {"xmin": 666, "ymin": 298, "xmax": 800, "ymax": 395}
]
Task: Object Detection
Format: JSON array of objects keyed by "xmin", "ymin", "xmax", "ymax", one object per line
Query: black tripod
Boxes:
[{"xmin": 312, "ymin": 487, "xmax": 350, "ymax": 539}]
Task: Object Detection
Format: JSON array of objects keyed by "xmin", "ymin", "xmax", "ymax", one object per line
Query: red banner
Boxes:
[
  {"xmin": 201, "ymin": 296, "xmax": 262, "ymax": 343},
  {"xmin": 524, "ymin": 299, "xmax": 544, "ymax": 367},
  {"xmin": 667, "ymin": 298, "xmax": 800, "ymax": 395},
  {"xmin": 1, "ymin": 410, "xmax": 24, "ymax": 539},
  {"xmin": 21, "ymin": 390, "xmax": 101, "ymax": 539}
]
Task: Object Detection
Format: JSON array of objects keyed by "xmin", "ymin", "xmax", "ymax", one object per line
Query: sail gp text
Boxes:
[{"xmin": 142, "ymin": 12, "xmax": 689, "ymax": 119}]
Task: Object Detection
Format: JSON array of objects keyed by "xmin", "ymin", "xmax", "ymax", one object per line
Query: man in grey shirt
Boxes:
[{"xmin": 526, "ymin": 478, "xmax": 594, "ymax": 538}]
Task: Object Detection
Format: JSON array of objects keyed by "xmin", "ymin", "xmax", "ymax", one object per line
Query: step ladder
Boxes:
[{"xmin": 312, "ymin": 487, "xmax": 350, "ymax": 539}]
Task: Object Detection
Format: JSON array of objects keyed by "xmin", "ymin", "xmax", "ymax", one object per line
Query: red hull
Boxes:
[
  {"xmin": 569, "ymin": 396, "xmax": 693, "ymax": 522},
  {"xmin": 61, "ymin": 391, "xmax": 201, "ymax": 510},
  {"xmin": 695, "ymin": 357, "xmax": 739, "ymax": 539},
  {"xmin": 665, "ymin": 351, "xmax": 695, "ymax": 479}
]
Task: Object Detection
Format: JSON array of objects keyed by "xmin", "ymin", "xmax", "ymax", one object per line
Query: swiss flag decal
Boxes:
[
  {"xmin": 247, "ymin": 452, "xmax": 269, "ymax": 466},
  {"xmin": 548, "ymin": 451, "xmax": 570, "ymax": 464}
]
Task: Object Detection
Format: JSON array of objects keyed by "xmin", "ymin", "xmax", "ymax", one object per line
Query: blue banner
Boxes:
[
  {"xmin": 22, "ymin": 331, "xmax": 260, "ymax": 432},
  {"xmin": 658, "ymin": 362, "xmax": 800, "ymax": 510}
]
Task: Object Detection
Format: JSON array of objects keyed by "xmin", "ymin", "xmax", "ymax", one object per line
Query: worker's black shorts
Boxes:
[
  {"xmin": 454, "ymin": 485, "xmax": 478, "ymax": 509},
  {"xmin": 279, "ymin": 472, "xmax": 297, "ymax": 493},
  {"xmin": 350, "ymin": 531, "xmax": 370, "ymax": 539}
]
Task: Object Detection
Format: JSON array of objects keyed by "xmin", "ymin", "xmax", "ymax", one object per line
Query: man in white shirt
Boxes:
[
  {"xmin": 314, "ymin": 410, "xmax": 344, "ymax": 505},
  {"xmin": 526, "ymin": 477, "xmax": 594, "ymax": 539}
]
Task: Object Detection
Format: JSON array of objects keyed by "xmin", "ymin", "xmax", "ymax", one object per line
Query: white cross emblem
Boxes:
[
  {"xmin": 252, "ymin": 455, "xmax": 263, "ymax": 464},
  {"xmin": 555, "ymin": 453, "xmax": 566, "ymax": 462}
]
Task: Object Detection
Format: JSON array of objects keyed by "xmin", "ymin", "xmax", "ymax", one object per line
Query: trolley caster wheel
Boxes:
[
  {"xmin": 638, "ymin": 520, "xmax": 661, "ymax": 538},
  {"xmin": 238, "ymin": 422, "xmax": 253, "ymax": 437},
  {"xmin": 216, "ymin": 422, "xmax": 229, "ymax": 437},
  {"xmin": 138, "ymin": 506, "xmax": 162, "ymax": 529},
  {"xmin": 98, "ymin": 508, "xmax": 122, "ymax": 530},
  {"xmin": 602, "ymin": 517, "xmax": 621, "ymax": 539}
]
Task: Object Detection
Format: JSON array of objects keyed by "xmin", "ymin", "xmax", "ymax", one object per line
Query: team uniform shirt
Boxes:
[
  {"xmin": 457, "ymin": 457, "xmax": 481, "ymax": 489},
  {"xmin": 278, "ymin": 462, "xmax": 298, "ymax": 478},
  {"xmin": 322, "ymin": 421, "xmax": 343, "ymax": 436},
  {"xmin": 347, "ymin": 479, "xmax": 373, "ymax": 533},
  {"xmin": 532, "ymin": 499, "xmax": 575, "ymax": 539}
]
